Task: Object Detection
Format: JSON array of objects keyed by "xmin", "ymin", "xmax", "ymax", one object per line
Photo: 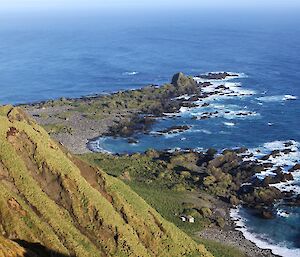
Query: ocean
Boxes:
[{"xmin": 0, "ymin": 7, "xmax": 299, "ymax": 256}]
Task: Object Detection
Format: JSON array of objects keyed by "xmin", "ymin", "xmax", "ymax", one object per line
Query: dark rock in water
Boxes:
[
  {"xmin": 215, "ymin": 85, "xmax": 229, "ymax": 90},
  {"xmin": 282, "ymin": 149, "xmax": 293, "ymax": 155},
  {"xmin": 261, "ymin": 154, "xmax": 271, "ymax": 161},
  {"xmin": 260, "ymin": 208, "xmax": 276, "ymax": 219},
  {"xmin": 189, "ymin": 96, "xmax": 199, "ymax": 101},
  {"xmin": 270, "ymin": 150, "xmax": 281, "ymax": 158},
  {"xmin": 236, "ymin": 112, "xmax": 249, "ymax": 116},
  {"xmin": 157, "ymin": 125, "xmax": 191, "ymax": 135},
  {"xmin": 127, "ymin": 138, "xmax": 139, "ymax": 144},
  {"xmin": 282, "ymin": 191, "xmax": 295, "ymax": 198},
  {"xmin": 198, "ymin": 72, "xmax": 239, "ymax": 80},
  {"xmin": 284, "ymin": 141, "xmax": 294, "ymax": 147},
  {"xmin": 284, "ymin": 195, "xmax": 300, "ymax": 206},
  {"xmin": 277, "ymin": 172, "xmax": 294, "ymax": 182},
  {"xmin": 201, "ymin": 103, "xmax": 210, "ymax": 107},
  {"xmin": 181, "ymin": 102, "xmax": 198, "ymax": 108},
  {"xmin": 261, "ymin": 162, "xmax": 274, "ymax": 169},
  {"xmin": 254, "ymin": 171, "xmax": 294, "ymax": 187},
  {"xmin": 200, "ymin": 116, "xmax": 209, "ymax": 120},
  {"xmin": 289, "ymin": 163, "xmax": 300, "ymax": 172},
  {"xmin": 201, "ymin": 82, "xmax": 212, "ymax": 87},
  {"xmin": 239, "ymin": 185, "xmax": 282, "ymax": 207},
  {"xmin": 274, "ymin": 167, "xmax": 283, "ymax": 174}
]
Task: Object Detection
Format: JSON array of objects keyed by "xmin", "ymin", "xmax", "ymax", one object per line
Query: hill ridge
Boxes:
[{"xmin": 0, "ymin": 105, "xmax": 212, "ymax": 257}]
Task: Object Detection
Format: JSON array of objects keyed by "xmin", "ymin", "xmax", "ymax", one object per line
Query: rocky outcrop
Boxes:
[
  {"xmin": 157, "ymin": 125, "xmax": 191, "ymax": 135},
  {"xmin": 172, "ymin": 72, "xmax": 196, "ymax": 88},
  {"xmin": 198, "ymin": 72, "xmax": 239, "ymax": 80}
]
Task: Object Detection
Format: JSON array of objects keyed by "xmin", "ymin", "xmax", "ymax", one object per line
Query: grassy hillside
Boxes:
[
  {"xmin": 0, "ymin": 236, "xmax": 29, "ymax": 257},
  {"xmin": 80, "ymin": 153, "xmax": 247, "ymax": 257},
  {"xmin": 0, "ymin": 105, "xmax": 212, "ymax": 257}
]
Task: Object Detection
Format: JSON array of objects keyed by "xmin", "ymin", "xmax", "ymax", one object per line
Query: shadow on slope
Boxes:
[{"xmin": 14, "ymin": 240, "xmax": 75, "ymax": 257}]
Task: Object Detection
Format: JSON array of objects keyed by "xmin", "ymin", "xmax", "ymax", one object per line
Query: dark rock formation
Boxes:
[{"xmin": 198, "ymin": 72, "xmax": 239, "ymax": 80}]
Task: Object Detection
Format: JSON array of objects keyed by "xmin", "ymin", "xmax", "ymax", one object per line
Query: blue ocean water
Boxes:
[{"xmin": 0, "ymin": 8, "xmax": 300, "ymax": 256}]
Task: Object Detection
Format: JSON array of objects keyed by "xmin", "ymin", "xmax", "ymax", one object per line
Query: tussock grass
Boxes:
[{"xmin": 0, "ymin": 105, "xmax": 212, "ymax": 257}]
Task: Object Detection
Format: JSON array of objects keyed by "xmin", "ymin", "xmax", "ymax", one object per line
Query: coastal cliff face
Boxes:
[{"xmin": 0, "ymin": 106, "xmax": 212, "ymax": 257}]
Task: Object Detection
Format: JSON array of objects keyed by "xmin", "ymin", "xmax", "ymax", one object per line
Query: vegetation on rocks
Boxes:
[
  {"xmin": 22, "ymin": 73, "xmax": 204, "ymax": 152},
  {"xmin": 82, "ymin": 146, "xmax": 296, "ymax": 226}
]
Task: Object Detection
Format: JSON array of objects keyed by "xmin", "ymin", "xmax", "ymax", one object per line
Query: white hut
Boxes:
[
  {"xmin": 180, "ymin": 215, "xmax": 195, "ymax": 223},
  {"xmin": 186, "ymin": 215, "xmax": 195, "ymax": 223},
  {"xmin": 180, "ymin": 216, "xmax": 187, "ymax": 222}
]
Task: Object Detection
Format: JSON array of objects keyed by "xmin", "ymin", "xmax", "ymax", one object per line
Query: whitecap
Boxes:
[
  {"xmin": 189, "ymin": 129, "xmax": 212, "ymax": 134},
  {"xmin": 192, "ymin": 103, "xmax": 260, "ymax": 120},
  {"xmin": 256, "ymin": 95, "xmax": 298, "ymax": 102},
  {"xmin": 163, "ymin": 133, "xmax": 180, "ymax": 138},
  {"xmin": 263, "ymin": 140, "xmax": 299, "ymax": 151},
  {"xmin": 240, "ymin": 140, "xmax": 300, "ymax": 192},
  {"xmin": 122, "ymin": 71, "xmax": 139, "ymax": 76},
  {"xmin": 272, "ymin": 171, "xmax": 300, "ymax": 194},
  {"xmin": 179, "ymin": 106, "xmax": 190, "ymax": 113},
  {"xmin": 284, "ymin": 95, "xmax": 298, "ymax": 100},
  {"xmin": 225, "ymin": 82, "xmax": 256, "ymax": 96},
  {"xmin": 219, "ymin": 130, "xmax": 231, "ymax": 135},
  {"xmin": 277, "ymin": 209, "xmax": 290, "ymax": 218},
  {"xmin": 167, "ymin": 147, "xmax": 182, "ymax": 153},
  {"xmin": 224, "ymin": 122, "xmax": 235, "ymax": 127},
  {"xmin": 223, "ymin": 110, "xmax": 260, "ymax": 120},
  {"xmin": 174, "ymin": 94, "xmax": 194, "ymax": 100},
  {"xmin": 88, "ymin": 138, "xmax": 113, "ymax": 154}
]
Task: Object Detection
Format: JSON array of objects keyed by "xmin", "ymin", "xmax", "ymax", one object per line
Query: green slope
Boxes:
[{"xmin": 0, "ymin": 106, "xmax": 212, "ymax": 257}]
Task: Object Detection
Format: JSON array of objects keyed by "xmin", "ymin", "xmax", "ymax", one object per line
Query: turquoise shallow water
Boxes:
[{"xmin": 0, "ymin": 8, "xmax": 299, "ymax": 256}]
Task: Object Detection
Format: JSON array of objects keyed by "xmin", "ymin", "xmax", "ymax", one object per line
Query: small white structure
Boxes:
[
  {"xmin": 180, "ymin": 216, "xmax": 187, "ymax": 222},
  {"xmin": 180, "ymin": 215, "xmax": 195, "ymax": 223},
  {"xmin": 186, "ymin": 215, "xmax": 195, "ymax": 223}
]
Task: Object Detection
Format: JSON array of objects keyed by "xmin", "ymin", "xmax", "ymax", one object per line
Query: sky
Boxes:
[{"xmin": 1, "ymin": 0, "xmax": 300, "ymax": 11}]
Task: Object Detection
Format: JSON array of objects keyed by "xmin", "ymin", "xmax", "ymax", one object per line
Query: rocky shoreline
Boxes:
[
  {"xmin": 82, "ymin": 146, "xmax": 298, "ymax": 257},
  {"xmin": 197, "ymin": 227, "xmax": 278, "ymax": 257},
  {"xmin": 21, "ymin": 72, "xmax": 299, "ymax": 257},
  {"xmin": 22, "ymin": 72, "xmax": 202, "ymax": 153},
  {"xmin": 22, "ymin": 71, "xmax": 247, "ymax": 154}
]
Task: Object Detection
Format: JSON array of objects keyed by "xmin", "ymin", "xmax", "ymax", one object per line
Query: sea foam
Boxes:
[
  {"xmin": 230, "ymin": 208, "xmax": 300, "ymax": 257},
  {"xmin": 256, "ymin": 95, "xmax": 298, "ymax": 102},
  {"xmin": 240, "ymin": 140, "xmax": 300, "ymax": 193},
  {"xmin": 122, "ymin": 71, "xmax": 139, "ymax": 76}
]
